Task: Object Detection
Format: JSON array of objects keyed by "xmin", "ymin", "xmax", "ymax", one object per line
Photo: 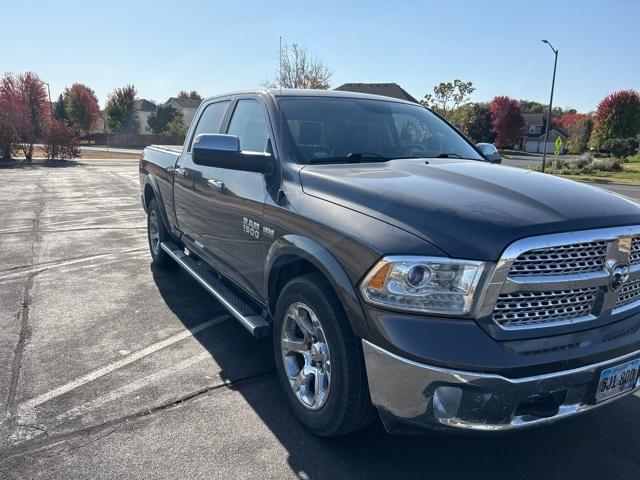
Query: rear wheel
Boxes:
[
  {"xmin": 273, "ymin": 273, "xmax": 375, "ymax": 436},
  {"xmin": 147, "ymin": 198, "xmax": 172, "ymax": 268}
]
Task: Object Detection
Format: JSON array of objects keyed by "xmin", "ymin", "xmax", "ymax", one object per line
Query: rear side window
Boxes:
[
  {"xmin": 227, "ymin": 100, "xmax": 269, "ymax": 152},
  {"xmin": 189, "ymin": 101, "xmax": 229, "ymax": 151}
]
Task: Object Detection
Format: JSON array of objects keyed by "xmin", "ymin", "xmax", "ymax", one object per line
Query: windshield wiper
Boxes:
[
  {"xmin": 435, "ymin": 153, "xmax": 463, "ymax": 159},
  {"xmin": 345, "ymin": 152, "xmax": 391, "ymax": 161},
  {"xmin": 310, "ymin": 152, "xmax": 392, "ymax": 164}
]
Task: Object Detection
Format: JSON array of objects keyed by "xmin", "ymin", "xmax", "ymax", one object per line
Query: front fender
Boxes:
[{"xmin": 265, "ymin": 234, "xmax": 371, "ymax": 340}]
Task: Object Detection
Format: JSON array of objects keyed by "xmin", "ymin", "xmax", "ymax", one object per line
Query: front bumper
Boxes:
[{"xmin": 363, "ymin": 340, "xmax": 640, "ymax": 433}]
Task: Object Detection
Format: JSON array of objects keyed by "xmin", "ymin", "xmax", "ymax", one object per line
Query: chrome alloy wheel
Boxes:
[
  {"xmin": 148, "ymin": 209, "xmax": 160, "ymax": 255},
  {"xmin": 280, "ymin": 302, "xmax": 331, "ymax": 410}
]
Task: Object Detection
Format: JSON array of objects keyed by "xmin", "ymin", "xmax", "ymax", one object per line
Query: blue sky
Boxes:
[{"xmin": 2, "ymin": 0, "xmax": 638, "ymax": 112}]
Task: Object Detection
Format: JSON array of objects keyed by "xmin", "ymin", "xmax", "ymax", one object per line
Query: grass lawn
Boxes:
[{"xmin": 540, "ymin": 154, "xmax": 640, "ymax": 185}]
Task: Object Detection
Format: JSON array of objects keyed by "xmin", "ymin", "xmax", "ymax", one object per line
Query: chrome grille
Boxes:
[
  {"xmin": 615, "ymin": 278, "xmax": 640, "ymax": 309},
  {"xmin": 482, "ymin": 226, "xmax": 640, "ymax": 332},
  {"xmin": 509, "ymin": 241, "xmax": 608, "ymax": 276},
  {"xmin": 631, "ymin": 236, "xmax": 640, "ymax": 265},
  {"xmin": 493, "ymin": 288, "xmax": 598, "ymax": 328}
]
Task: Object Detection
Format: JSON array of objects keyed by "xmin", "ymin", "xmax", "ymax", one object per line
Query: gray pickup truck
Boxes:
[{"xmin": 140, "ymin": 89, "xmax": 640, "ymax": 436}]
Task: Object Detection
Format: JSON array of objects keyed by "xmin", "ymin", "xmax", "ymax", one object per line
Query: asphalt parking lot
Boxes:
[{"xmin": 1, "ymin": 159, "xmax": 640, "ymax": 479}]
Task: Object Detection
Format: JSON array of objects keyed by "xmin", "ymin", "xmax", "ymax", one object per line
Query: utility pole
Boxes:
[{"xmin": 541, "ymin": 39, "xmax": 558, "ymax": 173}]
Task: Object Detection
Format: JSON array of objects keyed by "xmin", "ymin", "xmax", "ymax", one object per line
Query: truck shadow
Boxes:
[{"xmin": 152, "ymin": 265, "xmax": 640, "ymax": 480}]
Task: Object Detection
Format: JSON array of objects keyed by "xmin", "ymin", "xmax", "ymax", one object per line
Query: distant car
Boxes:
[{"xmin": 476, "ymin": 143, "xmax": 502, "ymax": 163}]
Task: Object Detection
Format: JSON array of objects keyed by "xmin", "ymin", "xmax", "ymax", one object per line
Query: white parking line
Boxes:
[
  {"xmin": 56, "ymin": 351, "xmax": 214, "ymax": 422},
  {"xmin": 16, "ymin": 315, "xmax": 229, "ymax": 412}
]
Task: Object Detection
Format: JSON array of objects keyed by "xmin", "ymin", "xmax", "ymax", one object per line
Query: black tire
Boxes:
[
  {"xmin": 147, "ymin": 198, "xmax": 173, "ymax": 268},
  {"xmin": 273, "ymin": 273, "xmax": 376, "ymax": 436}
]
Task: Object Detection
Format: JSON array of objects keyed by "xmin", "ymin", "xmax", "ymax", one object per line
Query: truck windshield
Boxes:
[{"xmin": 277, "ymin": 96, "xmax": 483, "ymax": 163}]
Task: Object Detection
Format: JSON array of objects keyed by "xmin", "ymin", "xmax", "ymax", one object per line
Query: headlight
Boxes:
[{"xmin": 359, "ymin": 256, "xmax": 486, "ymax": 315}]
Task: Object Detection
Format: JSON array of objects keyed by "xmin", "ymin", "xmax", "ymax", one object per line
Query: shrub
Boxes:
[
  {"xmin": 591, "ymin": 157, "xmax": 623, "ymax": 172},
  {"xmin": 165, "ymin": 119, "xmax": 187, "ymax": 136},
  {"xmin": 537, "ymin": 153, "xmax": 623, "ymax": 175},
  {"xmin": 43, "ymin": 119, "xmax": 81, "ymax": 160},
  {"xmin": 601, "ymin": 137, "xmax": 639, "ymax": 158}
]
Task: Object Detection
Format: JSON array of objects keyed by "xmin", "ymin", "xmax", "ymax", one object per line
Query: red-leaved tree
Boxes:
[
  {"xmin": 65, "ymin": 83, "xmax": 100, "ymax": 135},
  {"xmin": 589, "ymin": 90, "xmax": 640, "ymax": 149},
  {"xmin": 0, "ymin": 72, "xmax": 49, "ymax": 161},
  {"xmin": 553, "ymin": 113, "xmax": 587, "ymax": 131},
  {"xmin": 489, "ymin": 96, "xmax": 524, "ymax": 148},
  {"xmin": 0, "ymin": 77, "xmax": 19, "ymax": 160}
]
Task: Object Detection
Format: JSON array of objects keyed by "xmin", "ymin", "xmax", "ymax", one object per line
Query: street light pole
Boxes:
[
  {"xmin": 541, "ymin": 39, "xmax": 558, "ymax": 173},
  {"xmin": 43, "ymin": 81, "xmax": 53, "ymax": 116}
]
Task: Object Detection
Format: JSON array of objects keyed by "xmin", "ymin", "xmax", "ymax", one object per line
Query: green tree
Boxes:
[
  {"xmin": 147, "ymin": 104, "xmax": 184, "ymax": 134},
  {"xmin": 421, "ymin": 79, "xmax": 475, "ymax": 120},
  {"xmin": 589, "ymin": 90, "xmax": 640, "ymax": 149},
  {"xmin": 518, "ymin": 99, "xmax": 546, "ymax": 113},
  {"xmin": 105, "ymin": 85, "xmax": 139, "ymax": 133},
  {"xmin": 178, "ymin": 90, "xmax": 203, "ymax": 102},
  {"xmin": 53, "ymin": 93, "xmax": 68, "ymax": 121},
  {"xmin": 449, "ymin": 103, "xmax": 494, "ymax": 143},
  {"xmin": 566, "ymin": 116, "xmax": 593, "ymax": 154}
]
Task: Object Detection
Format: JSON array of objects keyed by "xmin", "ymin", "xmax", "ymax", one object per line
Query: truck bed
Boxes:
[{"xmin": 147, "ymin": 145, "xmax": 182, "ymax": 154}]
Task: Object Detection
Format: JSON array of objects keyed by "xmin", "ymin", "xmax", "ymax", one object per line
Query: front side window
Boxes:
[
  {"xmin": 227, "ymin": 99, "xmax": 269, "ymax": 152},
  {"xmin": 278, "ymin": 97, "xmax": 483, "ymax": 163},
  {"xmin": 189, "ymin": 101, "xmax": 229, "ymax": 151}
]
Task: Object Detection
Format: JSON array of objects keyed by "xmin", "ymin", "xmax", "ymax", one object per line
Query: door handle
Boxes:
[
  {"xmin": 207, "ymin": 178, "xmax": 225, "ymax": 190},
  {"xmin": 174, "ymin": 167, "xmax": 187, "ymax": 177}
]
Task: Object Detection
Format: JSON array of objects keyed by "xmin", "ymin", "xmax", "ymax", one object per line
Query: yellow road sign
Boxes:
[{"xmin": 554, "ymin": 136, "xmax": 563, "ymax": 155}]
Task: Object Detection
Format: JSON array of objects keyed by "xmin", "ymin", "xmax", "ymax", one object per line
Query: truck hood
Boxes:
[{"xmin": 299, "ymin": 158, "xmax": 640, "ymax": 260}]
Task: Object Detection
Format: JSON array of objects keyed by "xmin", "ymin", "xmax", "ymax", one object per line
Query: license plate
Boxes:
[{"xmin": 594, "ymin": 359, "xmax": 640, "ymax": 403}]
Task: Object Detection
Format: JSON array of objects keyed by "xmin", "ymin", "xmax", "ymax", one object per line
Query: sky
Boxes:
[{"xmin": 2, "ymin": 0, "xmax": 638, "ymax": 112}]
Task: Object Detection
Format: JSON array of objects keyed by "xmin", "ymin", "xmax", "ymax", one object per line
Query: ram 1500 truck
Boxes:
[{"xmin": 140, "ymin": 89, "xmax": 640, "ymax": 436}]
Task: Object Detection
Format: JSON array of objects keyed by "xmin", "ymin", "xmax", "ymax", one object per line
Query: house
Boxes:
[
  {"xmin": 165, "ymin": 97, "xmax": 201, "ymax": 127},
  {"xmin": 135, "ymin": 99, "xmax": 157, "ymax": 133},
  {"xmin": 523, "ymin": 128, "xmax": 568, "ymax": 154},
  {"xmin": 522, "ymin": 113, "xmax": 545, "ymax": 137},
  {"xmin": 520, "ymin": 112, "xmax": 568, "ymax": 153},
  {"xmin": 334, "ymin": 83, "xmax": 419, "ymax": 103}
]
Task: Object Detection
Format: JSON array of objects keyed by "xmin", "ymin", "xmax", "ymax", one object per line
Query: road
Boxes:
[
  {"xmin": 502, "ymin": 152, "xmax": 640, "ymax": 200},
  {"xmin": 1, "ymin": 160, "xmax": 639, "ymax": 479}
]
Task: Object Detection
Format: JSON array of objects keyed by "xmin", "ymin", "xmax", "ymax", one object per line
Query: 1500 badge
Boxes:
[{"xmin": 243, "ymin": 217, "xmax": 260, "ymax": 239}]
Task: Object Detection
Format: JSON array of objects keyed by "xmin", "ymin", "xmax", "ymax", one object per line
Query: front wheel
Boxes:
[{"xmin": 273, "ymin": 273, "xmax": 375, "ymax": 436}]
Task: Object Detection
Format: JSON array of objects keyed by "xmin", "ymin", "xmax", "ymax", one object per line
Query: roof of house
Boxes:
[
  {"xmin": 334, "ymin": 83, "xmax": 420, "ymax": 103},
  {"xmin": 525, "ymin": 128, "xmax": 568, "ymax": 141},
  {"xmin": 166, "ymin": 97, "xmax": 201, "ymax": 109},
  {"xmin": 135, "ymin": 99, "xmax": 157, "ymax": 112},
  {"xmin": 522, "ymin": 113, "xmax": 545, "ymax": 126}
]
